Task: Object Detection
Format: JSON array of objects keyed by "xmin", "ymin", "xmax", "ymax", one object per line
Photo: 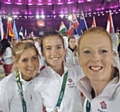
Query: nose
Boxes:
[
  {"xmin": 91, "ymin": 52, "xmax": 100, "ymax": 62},
  {"xmin": 51, "ymin": 48, "xmax": 57, "ymax": 55},
  {"xmin": 28, "ymin": 60, "xmax": 34, "ymax": 66}
]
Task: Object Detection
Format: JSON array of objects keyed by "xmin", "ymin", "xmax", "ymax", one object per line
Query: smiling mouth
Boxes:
[
  {"xmin": 51, "ymin": 57, "xmax": 59, "ymax": 61},
  {"xmin": 27, "ymin": 68, "xmax": 35, "ymax": 71},
  {"xmin": 89, "ymin": 66, "xmax": 103, "ymax": 71}
]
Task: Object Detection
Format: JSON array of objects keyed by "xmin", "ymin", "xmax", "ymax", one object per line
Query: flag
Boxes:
[
  {"xmin": 0, "ymin": 17, "xmax": 4, "ymax": 40},
  {"xmin": 68, "ymin": 22, "xmax": 74, "ymax": 37},
  {"xmin": 58, "ymin": 21, "xmax": 67, "ymax": 34},
  {"xmin": 7, "ymin": 19, "xmax": 14, "ymax": 38},
  {"xmin": 106, "ymin": 11, "xmax": 115, "ymax": 33},
  {"xmin": 71, "ymin": 13, "xmax": 79, "ymax": 29},
  {"xmin": 92, "ymin": 16, "xmax": 96, "ymax": 27},
  {"xmin": 77, "ymin": 11, "xmax": 88, "ymax": 36},
  {"xmin": 13, "ymin": 21, "xmax": 18, "ymax": 41},
  {"xmin": 25, "ymin": 29, "xmax": 27, "ymax": 38},
  {"xmin": 19, "ymin": 27, "xmax": 24, "ymax": 38}
]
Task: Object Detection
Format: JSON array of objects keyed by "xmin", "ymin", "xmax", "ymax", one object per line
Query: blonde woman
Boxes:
[{"xmin": 0, "ymin": 42, "xmax": 42, "ymax": 112}]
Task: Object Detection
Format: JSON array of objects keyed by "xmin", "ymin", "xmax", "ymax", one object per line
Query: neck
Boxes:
[
  {"xmin": 68, "ymin": 46, "xmax": 74, "ymax": 52},
  {"xmin": 50, "ymin": 63, "xmax": 64, "ymax": 76},
  {"xmin": 90, "ymin": 78, "xmax": 111, "ymax": 96}
]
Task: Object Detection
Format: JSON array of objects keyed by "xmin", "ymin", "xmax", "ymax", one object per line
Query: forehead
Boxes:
[
  {"xmin": 80, "ymin": 33, "xmax": 112, "ymax": 48},
  {"xmin": 43, "ymin": 36, "xmax": 63, "ymax": 45},
  {"xmin": 69, "ymin": 38, "xmax": 75, "ymax": 41},
  {"xmin": 20, "ymin": 48, "xmax": 37, "ymax": 58}
]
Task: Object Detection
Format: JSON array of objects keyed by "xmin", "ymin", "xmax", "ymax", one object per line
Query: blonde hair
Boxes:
[{"xmin": 12, "ymin": 42, "xmax": 39, "ymax": 71}]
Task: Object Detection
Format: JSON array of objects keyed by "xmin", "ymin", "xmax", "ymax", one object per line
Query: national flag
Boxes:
[
  {"xmin": 92, "ymin": 16, "xmax": 96, "ymax": 27},
  {"xmin": 58, "ymin": 21, "xmax": 67, "ymax": 34},
  {"xmin": 25, "ymin": 29, "xmax": 27, "ymax": 38},
  {"xmin": 0, "ymin": 17, "xmax": 4, "ymax": 40},
  {"xmin": 77, "ymin": 11, "xmax": 88, "ymax": 36},
  {"xmin": 68, "ymin": 22, "xmax": 74, "ymax": 37},
  {"xmin": 71, "ymin": 13, "xmax": 79, "ymax": 29},
  {"xmin": 106, "ymin": 11, "xmax": 115, "ymax": 33},
  {"xmin": 19, "ymin": 27, "xmax": 24, "ymax": 39},
  {"xmin": 13, "ymin": 21, "xmax": 18, "ymax": 41},
  {"xmin": 7, "ymin": 19, "xmax": 14, "ymax": 38}
]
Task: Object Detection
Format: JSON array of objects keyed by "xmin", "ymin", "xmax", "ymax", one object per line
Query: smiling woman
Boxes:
[
  {"xmin": 77, "ymin": 27, "xmax": 120, "ymax": 112},
  {"xmin": 34, "ymin": 31, "xmax": 84, "ymax": 112},
  {"xmin": 0, "ymin": 42, "xmax": 42, "ymax": 112}
]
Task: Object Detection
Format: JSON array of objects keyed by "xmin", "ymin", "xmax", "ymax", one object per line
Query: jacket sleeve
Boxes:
[{"xmin": 0, "ymin": 87, "xmax": 10, "ymax": 112}]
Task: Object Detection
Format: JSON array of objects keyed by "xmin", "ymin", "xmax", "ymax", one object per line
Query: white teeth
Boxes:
[
  {"xmin": 27, "ymin": 68, "xmax": 34, "ymax": 71},
  {"xmin": 52, "ymin": 58, "xmax": 58, "ymax": 61},
  {"xmin": 91, "ymin": 67, "xmax": 101, "ymax": 71}
]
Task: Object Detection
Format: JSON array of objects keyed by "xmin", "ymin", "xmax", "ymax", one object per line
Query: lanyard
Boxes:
[
  {"xmin": 16, "ymin": 71, "xmax": 27, "ymax": 112},
  {"xmin": 56, "ymin": 71, "xmax": 68, "ymax": 109},
  {"xmin": 86, "ymin": 100, "xmax": 91, "ymax": 112}
]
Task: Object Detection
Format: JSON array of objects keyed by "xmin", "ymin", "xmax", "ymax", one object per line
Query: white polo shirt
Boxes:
[{"xmin": 35, "ymin": 64, "xmax": 84, "ymax": 112}]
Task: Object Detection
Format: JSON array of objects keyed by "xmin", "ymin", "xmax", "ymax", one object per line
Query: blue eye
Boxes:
[{"xmin": 83, "ymin": 50, "xmax": 90, "ymax": 54}]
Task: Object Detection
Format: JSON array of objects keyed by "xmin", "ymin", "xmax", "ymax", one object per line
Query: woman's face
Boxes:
[
  {"xmin": 16, "ymin": 48, "xmax": 39, "ymax": 81},
  {"xmin": 42, "ymin": 36, "xmax": 66, "ymax": 69},
  {"xmin": 68, "ymin": 38, "xmax": 76, "ymax": 49},
  {"xmin": 78, "ymin": 33, "xmax": 114, "ymax": 82}
]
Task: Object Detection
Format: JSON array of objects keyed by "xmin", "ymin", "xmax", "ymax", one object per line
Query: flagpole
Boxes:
[{"xmin": 6, "ymin": 22, "xmax": 8, "ymax": 39}]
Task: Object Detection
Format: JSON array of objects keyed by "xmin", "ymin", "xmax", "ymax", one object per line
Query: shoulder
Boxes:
[
  {"xmin": 65, "ymin": 64, "xmax": 85, "ymax": 79},
  {"xmin": 0, "ymin": 72, "xmax": 16, "ymax": 88},
  {"xmin": 34, "ymin": 67, "xmax": 54, "ymax": 90},
  {"xmin": 6, "ymin": 47, "xmax": 12, "ymax": 51}
]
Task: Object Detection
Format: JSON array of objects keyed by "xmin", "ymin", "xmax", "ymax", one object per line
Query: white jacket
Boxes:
[
  {"xmin": 35, "ymin": 64, "xmax": 84, "ymax": 112},
  {"xmin": 65, "ymin": 48, "xmax": 79, "ymax": 65},
  {"xmin": 77, "ymin": 76, "xmax": 120, "ymax": 112},
  {"xmin": 0, "ymin": 72, "xmax": 42, "ymax": 112},
  {"xmin": 2, "ymin": 47, "xmax": 13, "ymax": 64}
]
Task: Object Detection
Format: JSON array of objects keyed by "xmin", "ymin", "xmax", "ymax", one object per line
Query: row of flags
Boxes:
[
  {"xmin": 59, "ymin": 11, "xmax": 115, "ymax": 36},
  {"xmin": 0, "ymin": 11, "xmax": 115, "ymax": 40},
  {"xmin": 0, "ymin": 18, "xmax": 27, "ymax": 41}
]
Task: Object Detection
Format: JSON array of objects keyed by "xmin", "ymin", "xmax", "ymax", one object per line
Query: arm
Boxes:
[{"xmin": 0, "ymin": 87, "xmax": 10, "ymax": 112}]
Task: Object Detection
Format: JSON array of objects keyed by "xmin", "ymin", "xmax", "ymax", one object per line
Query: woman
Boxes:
[
  {"xmin": 0, "ymin": 39, "xmax": 13, "ymax": 76},
  {"xmin": 65, "ymin": 36, "xmax": 79, "ymax": 65},
  {"xmin": 77, "ymin": 27, "xmax": 120, "ymax": 112},
  {"xmin": 34, "ymin": 31, "xmax": 84, "ymax": 112},
  {"xmin": 0, "ymin": 42, "xmax": 42, "ymax": 112}
]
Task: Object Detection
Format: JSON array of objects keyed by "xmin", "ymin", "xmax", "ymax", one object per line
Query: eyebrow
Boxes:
[{"xmin": 45, "ymin": 44, "xmax": 63, "ymax": 47}]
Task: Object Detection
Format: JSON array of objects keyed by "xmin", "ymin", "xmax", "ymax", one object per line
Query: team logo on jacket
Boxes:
[
  {"xmin": 100, "ymin": 101, "xmax": 107, "ymax": 109},
  {"xmin": 98, "ymin": 101, "xmax": 107, "ymax": 112},
  {"xmin": 68, "ymin": 78, "xmax": 73, "ymax": 83},
  {"xmin": 67, "ymin": 78, "xmax": 75, "ymax": 88}
]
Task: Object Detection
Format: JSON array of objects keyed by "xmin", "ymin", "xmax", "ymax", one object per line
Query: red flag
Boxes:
[
  {"xmin": 92, "ymin": 16, "xmax": 96, "ymax": 27},
  {"xmin": 106, "ymin": 11, "xmax": 115, "ymax": 33},
  {"xmin": 71, "ymin": 13, "xmax": 79, "ymax": 29},
  {"xmin": 68, "ymin": 22, "xmax": 74, "ymax": 37},
  {"xmin": 7, "ymin": 20, "xmax": 14, "ymax": 38}
]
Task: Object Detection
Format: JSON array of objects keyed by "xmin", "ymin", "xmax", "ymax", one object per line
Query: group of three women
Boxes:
[{"xmin": 0, "ymin": 26, "xmax": 120, "ymax": 112}]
